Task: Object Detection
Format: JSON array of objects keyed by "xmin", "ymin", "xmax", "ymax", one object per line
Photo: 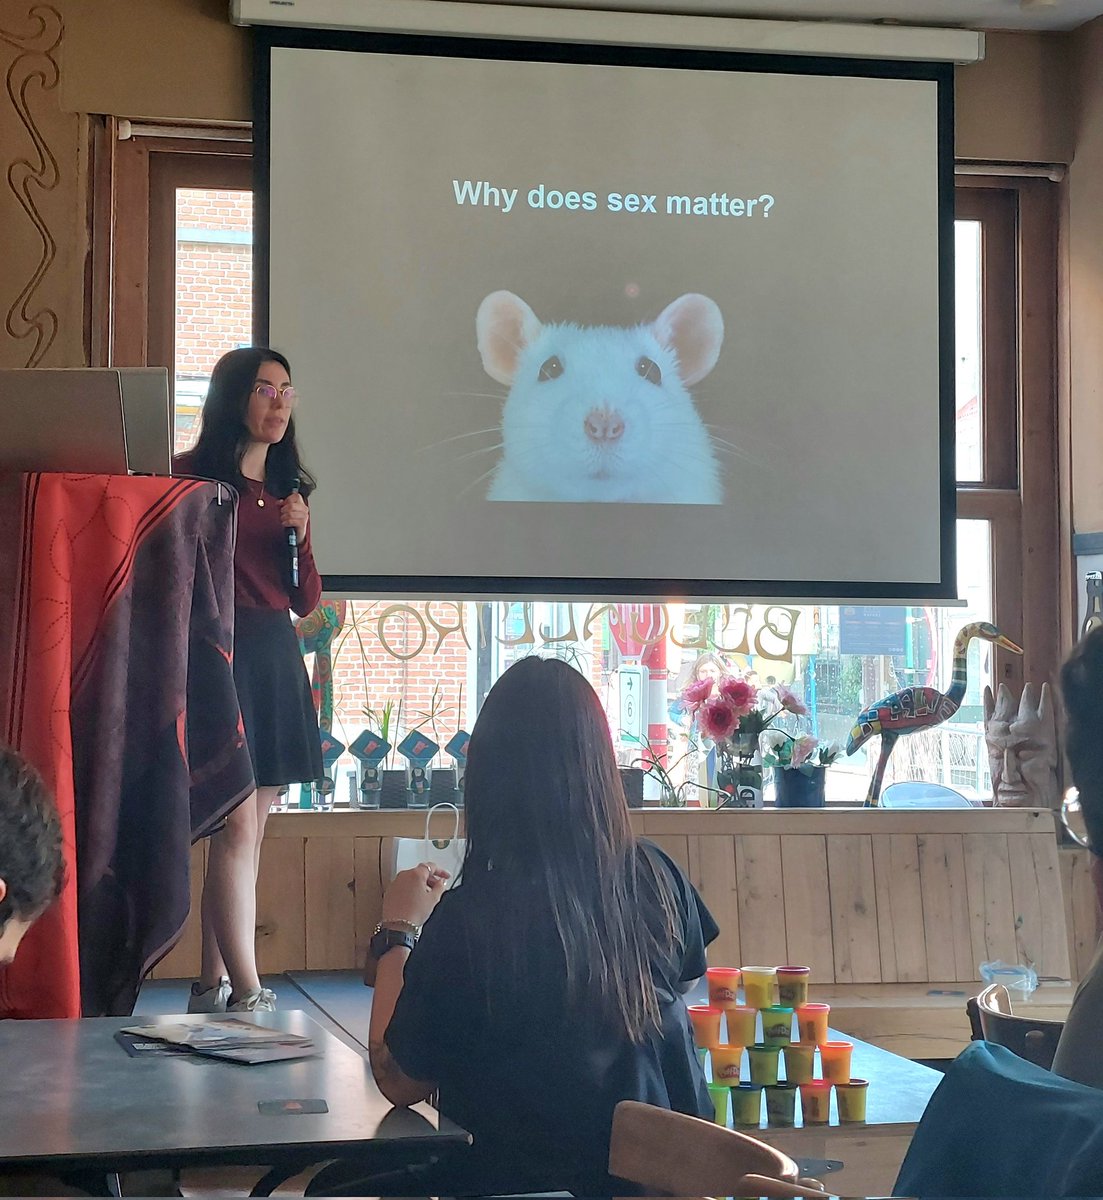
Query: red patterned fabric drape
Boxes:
[{"xmin": 0, "ymin": 473, "xmax": 255, "ymax": 1018}]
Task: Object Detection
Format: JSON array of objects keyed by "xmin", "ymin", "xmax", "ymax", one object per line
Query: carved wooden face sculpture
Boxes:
[{"xmin": 983, "ymin": 682, "xmax": 1058, "ymax": 808}]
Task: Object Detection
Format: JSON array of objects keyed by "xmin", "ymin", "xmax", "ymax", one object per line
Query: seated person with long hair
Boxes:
[
  {"xmin": 1053, "ymin": 626, "xmax": 1103, "ymax": 1088},
  {"xmin": 367, "ymin": 657, "xmax": 718, "ymax": 1196}
]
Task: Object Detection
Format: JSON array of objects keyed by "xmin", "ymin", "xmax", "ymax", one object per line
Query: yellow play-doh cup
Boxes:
[
  {"xmin": 782, "ymin": 1042, "xmax": 817, "ymax": 1085},
  {"xmin": 835, "ymin": 1078, "xmax": 869, "ymax": 1123},
  {"xmin": 776, "ymin": 965, "xmax": 811, "ymax": 1007},
  {"xmin": 725, "ymin": 1005, "xmax": 758, "ymax": 1047},
  {"xmin": 746, "ymin": 1043, "xmax": 780, "ymax": 1087},
  {"xmin": 796, "ymin": 1002, "xmax": 830, "ymax": 1045},
  {"xmin": 687, "ymin": 1005, "xmax": 722, "ymax": 1048},
  {"xmin": 761, "ymin": 1005, "xmax": 795, "ymax": 1047},
  {"xmin": 819, "ymin": 1040, "xmax": 854, "ymax": 1084},
  {"xmin": 711, "ymin": 1044, "xmax": 743, "ymax": 1085},
  {"xmin": 706, "ymin": 967, "xmax": 742, "ymax": 1009},
  {"xmin": 741, "ymin": 966, "xmax": 777, "ymax": 1009},
  {"xmin": 799, "ymin": 1080, "xmax": 833, "ymax": 1124}
]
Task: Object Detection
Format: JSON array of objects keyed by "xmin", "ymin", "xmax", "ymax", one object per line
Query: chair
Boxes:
[
  {"xmin": 608, "ymin": 1101, "xmax": 827, "ymax": 1198},
  {"xmin": 967, "ymin": 982, "xmax": 1064, "ymax": 1070}
]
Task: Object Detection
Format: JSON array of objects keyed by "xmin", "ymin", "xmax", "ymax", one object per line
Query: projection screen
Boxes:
[{"xmin": 256, "ymin": 32, "xmax": 956, "ymax": 600}]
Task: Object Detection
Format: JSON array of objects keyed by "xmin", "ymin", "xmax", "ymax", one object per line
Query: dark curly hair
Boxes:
[
  {"xmin": 0, "ymin": 746, "xmax": 64, "ymax": 925},
  {"xmin": 1060, "ymin": 626, "xmax": 1103, "ymax": 856}
]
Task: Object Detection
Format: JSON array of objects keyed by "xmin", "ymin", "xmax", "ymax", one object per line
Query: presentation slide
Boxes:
[{"xmin": 265, "ymin": 42, "xmax": 950, "ymax": 596}]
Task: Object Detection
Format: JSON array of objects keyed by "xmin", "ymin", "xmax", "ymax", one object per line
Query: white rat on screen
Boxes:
[{"xmin": 476, "ymin": 291, "xmax": 724, "ymax": 503}]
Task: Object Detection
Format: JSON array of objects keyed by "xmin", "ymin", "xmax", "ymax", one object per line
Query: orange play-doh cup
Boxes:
[
  {"xmin": 799, "ymin": 1080, "xmax": 833, "ymax": 1124},
  {"xmin": 796, "ymin": 1001, "xmax": 830, "ymax": 1045},
  {"xmin": 711, "ymin": 1044, "xmax": 743, "ymax": 1085},
  {"xmin": 687, "ymin": 1005, "xmax": 723, "ymax": 1048},
  {"xmin": 819, "ymin": 1040, "xmax": 854, "ymax": 1084},
  {"xmin": 706, "ymin": 967, "xmax": 742, "ymax": 1009}
]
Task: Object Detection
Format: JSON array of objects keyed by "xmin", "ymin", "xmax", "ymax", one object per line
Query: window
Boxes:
[{"xmin": 102, "ymin": 140, "xmax": 1059, "ymax": 807}]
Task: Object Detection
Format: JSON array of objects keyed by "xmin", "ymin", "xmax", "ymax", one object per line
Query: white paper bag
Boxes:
[{"xmin": 387, "ymin": 802, "xmax": 464, "ymax": 888}]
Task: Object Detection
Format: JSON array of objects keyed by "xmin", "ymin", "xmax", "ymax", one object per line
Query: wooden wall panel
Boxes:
[
  {"xmin": 734, "ymin": 836, "xmax": 785, "ymax": 967},
  {"xmin": 255, "ymin": 837, "xmax": 306, "ymax": 973},
  {"xmin": 963, "ymin": 834, "xmax": 1017, "ymax": 970},
  {"xmin": 826, "ymin": 835, "xmax": 881, "ymax": 983},
  {"xmin": 780, "ymin": 837, "xmax": 834, "ymax": 981},
  {"xmin": 1061, "ymin": 847, "xmax": 1100, "ymax": 981},
  {"xmin": 305, "ymin": 837, "xmax": 356, "ymax": 970},
  {"xmin": 354, "ymin": 837, "xmax": 385, "ymax": 968},
  {"xmin": 689, "ymin": 835, "xmax": 740, "ymax": 967},
  {"xmin": 872, "ymin": 835, "xmax": 928, "ymax": 983},
  {"xmin": 1007, "ymin": 833, "xmax": 1071, "ymax": 979},
  {"xmin": 917, "ymin": 834, "xmax": 974, "ymax": 981}
]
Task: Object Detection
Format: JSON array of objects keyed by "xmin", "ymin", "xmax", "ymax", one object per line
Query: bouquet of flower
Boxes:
[
  {"xmin": 761, "ymin": 731, "xmax": 842, "ymax": 775},
  {"xmin": 680, "ymin": 675, "xmax": 809, "ymax": 760}
]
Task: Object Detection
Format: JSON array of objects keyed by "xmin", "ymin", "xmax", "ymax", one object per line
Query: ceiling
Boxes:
[{"xmin": 463, "ymin": 0, "xmax": 1103, "ymax": 30}]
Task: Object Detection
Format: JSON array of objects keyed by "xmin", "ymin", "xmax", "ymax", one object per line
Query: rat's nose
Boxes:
[{"xmin": 584, "ymin": 407, "xmax": 625, "ymax": 444}]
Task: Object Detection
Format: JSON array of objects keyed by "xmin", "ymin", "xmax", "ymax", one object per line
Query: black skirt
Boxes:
[{"xmin": 234, "ymin": 607, "xmax": 323, "ymax": 788}]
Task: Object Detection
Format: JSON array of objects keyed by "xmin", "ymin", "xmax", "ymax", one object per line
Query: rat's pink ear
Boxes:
[
  {"xmin": 652, "ymin": 294, "xmax": 724, "ymax": 385},
  {"xmin": 476, "ymin": 291, "xmax": 542, "ymax": 385}
]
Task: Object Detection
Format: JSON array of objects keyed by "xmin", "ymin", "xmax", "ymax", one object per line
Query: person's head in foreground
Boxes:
[
  {"xmin": 0, "ymin": 746, "xmax": 64, "ymax": 964},
  {"xmin": 1061, "ymin": 626, "xmax": 1103, "ymax": 902}
]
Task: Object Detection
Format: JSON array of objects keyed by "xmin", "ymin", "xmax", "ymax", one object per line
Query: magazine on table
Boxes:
[{"xmin": 120, "ymin": 1017, "xmax": 319, "ymax": 1064}]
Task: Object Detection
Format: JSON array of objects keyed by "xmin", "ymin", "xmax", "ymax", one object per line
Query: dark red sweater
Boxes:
[{"xmin": 174, "ymin": 452, "xmax": 322, "ymax": 616}]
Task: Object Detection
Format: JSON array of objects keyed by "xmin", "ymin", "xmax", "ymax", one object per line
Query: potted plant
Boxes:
[
  {"xmin": 761, "ymin": 733, "xmax": 842, "ymax": 808},
  {"xmin": 678, "ymin": 677, "xmax": 809, "ymax": 808}
]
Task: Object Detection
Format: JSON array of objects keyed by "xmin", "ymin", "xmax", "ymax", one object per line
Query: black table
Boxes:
[{"xmin": 0, "ymin": 1010, "xmax": 469, "ymax": 1178}]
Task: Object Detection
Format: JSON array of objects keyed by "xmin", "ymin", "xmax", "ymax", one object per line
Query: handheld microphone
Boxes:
[{"xmin": 286, "ymin": 475, "xmax": 300, "ymax": 589}]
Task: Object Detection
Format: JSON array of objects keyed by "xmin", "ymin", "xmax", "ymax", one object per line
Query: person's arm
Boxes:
[
  {"xmin": 367, "ymin": 863, "xmax": 449, "ymax": 1107},
  {"xmin": 280, "ymin": 492, "xmax": 322, "ymax": 615}
]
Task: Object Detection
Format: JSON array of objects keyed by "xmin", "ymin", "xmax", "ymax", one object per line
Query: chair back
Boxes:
[
  {"xmin": 609, "ymin": 1101, "xmax": 826, "ymax": 1197},
  {"xmin": 975, "ymin": 982, "xmax": 1063, "ymax": 1070}
]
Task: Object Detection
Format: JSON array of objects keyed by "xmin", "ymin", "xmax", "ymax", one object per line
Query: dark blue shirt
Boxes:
[{"xmin": 385, "ymin": 840, "xmax": 719, "ymax": 1195}]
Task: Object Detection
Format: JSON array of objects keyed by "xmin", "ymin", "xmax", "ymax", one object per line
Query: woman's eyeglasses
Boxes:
[
  {"xmin": 253, "ymin": 383, "xmax": 297, "ymax": 403},
  {"xmin": 1061, "ymin": 787, "xmax": 1093, "ymax": 851}
]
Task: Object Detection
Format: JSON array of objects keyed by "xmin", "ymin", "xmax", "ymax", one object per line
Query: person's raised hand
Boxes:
[
  {"xmin": 381, "ymin": 862, "xmax": 450, "ymax": 927},
  {"xmin": 280, "ymin": 492, "xmax": 309, "ymax": 542}
]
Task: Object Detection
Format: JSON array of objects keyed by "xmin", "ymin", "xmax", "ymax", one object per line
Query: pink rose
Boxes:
[
  {"xmin": 774, "ymin": 683, "xmax": 809, "ymax": 717},
  {"xmin": 681, "ymin": 678, "xmax": 714, "ymax": 710},
  {"xmin": 717, "ymin": 676, "xmax": 757, "ymax": 717},
  {"xmin": 699, "ymin": 696, "xmax": 740, "ymax": 743},
  {"xmin": 791, "ymin": 735, "xmax": 819, "ymax": 768}
]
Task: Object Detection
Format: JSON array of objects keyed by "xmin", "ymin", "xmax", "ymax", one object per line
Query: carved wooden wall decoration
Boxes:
[{"xmin": 0, "ymin": 4, "xmax": 82, "ymax": 368}]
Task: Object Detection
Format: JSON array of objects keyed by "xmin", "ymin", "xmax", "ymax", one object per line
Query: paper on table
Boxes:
[{"xmin": 120, "ymin": 1018, "xmax": 319, "ymax": 1064}]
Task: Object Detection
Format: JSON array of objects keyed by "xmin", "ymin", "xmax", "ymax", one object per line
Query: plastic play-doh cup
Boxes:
[
  {"xmin": 746, "ymin": 1043, "xmax": 781, "ymax": 1087},
  {"xmin": 725, "ymin": 1005, "xmax": 758, "ymax": 1047},
  {"xmin": 687, "ymin": 1005, "xmax": 722, "ymax": 1048},
  {"xmin": 761, "ymin": 1005, "xmax": 795, "ymax": 1047},
  {"xmin": 741, "ymin": 966, "xmax": 777, "ymax": 1010},
  {"xmin": 835, "ymin": 1078, "xmax": 869, "ymax": 1123},
  {"xmin": 799, "ymin": 1080, "xmax": 833, "ymax": 1124},
  {"xmin": 819, "ymin": 1040, "xmax": 854, "ymax": 1084},
  {"xmin": 782, "ymin": 1042, "xmax": 817, "ymax": 1085},
  {"xmin": 707, "ymin": 1081, "xmax": 730, "ymax": 1126},
  {"xmin": 796, "ymin": 1002, "xmax": 830, "ymax": 1045},
  {"xmin": 776, "ymin": 965, "xmax": 811, "ymax": 1007},
  {"xmin": 731, "ymin": 1083, "xmax": 764, "ymax": 1126},
  {"xmin": 764, "ymin": 1083, "xmax": 798, "ymax": 1127},
  {"xmin": 710, "ymin": 1044, "xmax": 743, "ymax": 1085},
  {"xmin": 706, "ymin": 966, "xmax": 743, "ymax": 1009}
]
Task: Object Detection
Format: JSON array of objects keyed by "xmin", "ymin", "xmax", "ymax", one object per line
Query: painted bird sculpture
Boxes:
[{"xmin": 847, "ymin": 621, "xmax": 1023, "ymax": 808}]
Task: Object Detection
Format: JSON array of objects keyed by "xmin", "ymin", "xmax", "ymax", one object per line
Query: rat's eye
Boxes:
[
  {"xmin": 636, "ymin": 356, "xmax": 662, "ymax": 385},
  {"xmin": 538, "ymin": 356, "xmax": 564, "ymax": 382}
]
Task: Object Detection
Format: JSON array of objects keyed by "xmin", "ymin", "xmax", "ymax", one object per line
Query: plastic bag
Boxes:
[{"xmin": 979, "ymin": 960, "xmax": 1038, "ymax": 995}]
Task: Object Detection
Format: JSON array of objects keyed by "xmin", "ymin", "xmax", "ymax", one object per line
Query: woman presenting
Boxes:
[{"xmin": 175, "ymin": 347, "xmax": 322, "ymax": 1013}]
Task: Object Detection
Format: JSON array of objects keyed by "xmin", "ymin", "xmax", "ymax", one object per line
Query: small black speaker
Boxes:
[{"xmin": 380, "ymin": 769, "xmax": 408, "ymax": 809}]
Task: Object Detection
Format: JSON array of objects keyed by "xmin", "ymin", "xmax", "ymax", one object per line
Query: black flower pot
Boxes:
[{"xmin": 774, "ymin": 766, "xmax": 826, "ymax": 808}]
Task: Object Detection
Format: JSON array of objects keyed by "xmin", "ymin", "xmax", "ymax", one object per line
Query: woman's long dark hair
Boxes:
[
  {"xmin": 187, "ymin": 347, "xmax": 316, "ymax": 497},
  {"xmin": 1061, "ymin": 626, "xmax": 1103, "ymax": 855},
  {"xmin": 462, "ymin": 656, "xmax": 680, "ymax": 1042}
]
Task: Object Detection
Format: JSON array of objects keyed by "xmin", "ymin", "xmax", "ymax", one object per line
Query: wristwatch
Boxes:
[{"xmin": 369, "ymin": 920, "xmax": 420, "ymax": 961}]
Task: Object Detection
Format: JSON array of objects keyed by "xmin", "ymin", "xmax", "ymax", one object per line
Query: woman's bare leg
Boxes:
[{"xmin": 198, "ymin": 793, "xmax": 262, "ymax": 1000}]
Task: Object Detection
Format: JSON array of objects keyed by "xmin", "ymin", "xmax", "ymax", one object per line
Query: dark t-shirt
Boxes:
[{"xmin": 384, "ymin": 840, "xmax": 719, "ymax": 1194}]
